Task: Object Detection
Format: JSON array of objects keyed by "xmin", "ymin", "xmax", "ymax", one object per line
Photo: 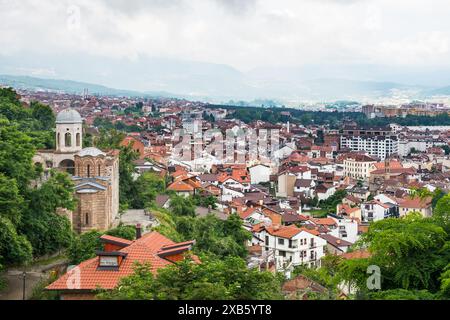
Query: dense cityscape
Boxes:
[
  {"xmin": 1, "ymin": 85, "xmax": 450, "ymax": 302},
  {"xmin": 2, "ymin": 1, "xmax": 450, "ymax": 313}
]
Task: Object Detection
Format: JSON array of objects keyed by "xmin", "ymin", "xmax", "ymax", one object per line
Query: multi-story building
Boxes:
[
  {"xmin": 360, "ymin": 200, "xmax": 399, "ymax": 222},
  {"xmin": 343, "ymin": 153, "xmax": 377, "ymax": 180},
  {"xmin": 340, "ymin": 126, "xmax": 399, "ymax": 160},
  {"xmin": 255, "ymin": 225, "xmax": 327, "ymax": 272}
]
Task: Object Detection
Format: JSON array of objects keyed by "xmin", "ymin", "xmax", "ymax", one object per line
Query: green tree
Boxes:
[
  {"xmin": 433, "ymin": 193, "xmax": 450, "ymax": 232},
  {"xmin": 130, "ymin": 172, "xmax": 165, "ymax": 209},
  {"xmin": 118, "ymin": 145, "xmax": 139, "ymax": 208},
  {"xmin": 105, "ymin": 224, "xmax": 136, "ymax": 241},
  {"xmin": 99, "ymin": 256, "xmax": 284, "ymax": 300},
  {"xmin": 0, "ymin": 118, "xmax": 36, "ymax": 190},
  {"xmin": 361, "ymin": 213, "xmax": 448, "ymax": 291},
  {"xmin": 19, "ymin": 172, "xmax": 76, "ymax": 256},
  {"xmin": 170, "ymin": 195, "xmax": 196, "ymax": 217},
  {"xmin": 0, "ymin": 174, "xmax": 24, "ymax": 225},
  {"xmin": 68, "ymin": 230, "xmax": 103, "ymax": 265},
  {"xmin": 0, "ymin": 216, "xmax": 33, "ymax": 265},
  {"xmin": 30, "ymin": 101, "xmax": 55, "ymax": 131}
]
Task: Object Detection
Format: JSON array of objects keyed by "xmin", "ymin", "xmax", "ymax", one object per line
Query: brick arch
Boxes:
[
  {"xmin": 59, "ymin": 159, "xmax": 75, "ymax": 175},
  {"xmin": 95, "ymin": 159, "xmax": 105, "ymax": 177}
]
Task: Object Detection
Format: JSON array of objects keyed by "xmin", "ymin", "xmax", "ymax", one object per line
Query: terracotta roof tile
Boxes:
[{"xmin": 46, "ymin": 232, "xmax": 197, "ymax": 291}]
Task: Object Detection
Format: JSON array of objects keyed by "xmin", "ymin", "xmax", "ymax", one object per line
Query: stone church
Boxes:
[{"xmin": 33, "ymin": 109, "xmax": 119, "ymax": 233}]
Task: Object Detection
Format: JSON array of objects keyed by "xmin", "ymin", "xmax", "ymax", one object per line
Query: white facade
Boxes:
[
  {"xmin": 257, "ymin": 229, "xmax": 327, "ymax": 271},
  {"xmin": 343, "ymin": 158, "xmax": 376, "ymax": 180},
  {"xmin": 341, "ymin": 135, "xmax": 399, "ymax": 160},
  {"xmin": 360, "ymin": 201, "xmax": 397, "ymax": 222},
  {"xmin": 56, "ymin": 109, "xmax": 83, "ymax": 153},
  {"xmin": 398, "ymin": 139, "xmax": 434, "ymax": 157},
  {"xmin": 249, "ymin": 164, "xmax": 271, "ymax": 185},
  {"xmin": 328, "ymin": 216, "xmax": 359, "ymax": 244}
]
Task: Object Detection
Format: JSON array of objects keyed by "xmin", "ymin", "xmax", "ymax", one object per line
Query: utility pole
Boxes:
[{"xmin": 22, "ymin": 271, "xmax": 26, "ymax": 300}]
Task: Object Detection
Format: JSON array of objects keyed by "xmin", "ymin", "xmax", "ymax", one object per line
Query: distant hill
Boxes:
[
  {"xmin": 1, "ymin": 73, "xmax": 449, "ymax": 104},
  {"xmin": 0, "ymin": 75, "xmax": 175, "ymax": 98},
  {"xmin": 425, "ymin": 86, "xmax": 450, "ymax": 96}
]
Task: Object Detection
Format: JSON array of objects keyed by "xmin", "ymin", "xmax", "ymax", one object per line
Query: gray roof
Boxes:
[
  {"xmin": 78, "ymin": 147, "xmax": 106, "ymax": 157},
  {"xmin": 155, "ymin": 195, "xmax": 170, "ymax": 207},
  {"xmin": 56, "ymin": 108, "xmax": 82, "ymax": 124},
  {"xmin": 319, "ymin": 234, "xmax": 353, "ymax": 248},
  {"xmin": 295, "ymin": 179, "xmax": 313, "ymax": 188}
]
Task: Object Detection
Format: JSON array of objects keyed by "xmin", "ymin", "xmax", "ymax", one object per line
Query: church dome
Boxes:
[
  {"xmin": 56, "ymin": 109, "xmax": 82, "ymax": 124},
  {"xmin": 78, "ymin": 147, "xmax": 106, "ymax": 157}
]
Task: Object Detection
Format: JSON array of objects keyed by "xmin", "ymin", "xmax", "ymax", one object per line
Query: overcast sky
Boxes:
[
  {"xmin": 1, "ymin": 0, "xmax": 449, "ymax": 70},
  {"xmin": 1, "ymin": 0, "xmax": 450, "ymax": 99}
]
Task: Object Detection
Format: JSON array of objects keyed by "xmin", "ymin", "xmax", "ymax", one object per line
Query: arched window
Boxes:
[
  {"xmin": 76, "ymin": 133, "xmax": 81, "ymax": 147},
  {"xmin": 59, "ymin": 159, "xmax": 75, "ymax": 175},
  {"xmin": 98, "ymin": 164, "xmax": 101, "ymax": 176},
  {"xmin": 57, "ymin": 133, "xmax": 60, "ymax": 148},
  {"xmin": 87, "ymin": 164, "xmax": 91, "ymax": 178},
  {"xmin": 85, "ymin": 212, "xmax": 90, "ymax": 226},
  {"xmin": 65, "ymin": 132, "xmax": 72, "ymax": 147}
]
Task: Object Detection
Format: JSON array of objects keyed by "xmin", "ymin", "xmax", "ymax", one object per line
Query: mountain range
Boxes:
[{"xmin": 2, "ymin": 54, "xmax": 450, "ymax": 104}]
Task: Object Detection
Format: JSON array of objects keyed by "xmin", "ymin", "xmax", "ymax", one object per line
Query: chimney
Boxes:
[{"xmin": 136, "ymin": 224, "xmax": 142, "ymax": 239}]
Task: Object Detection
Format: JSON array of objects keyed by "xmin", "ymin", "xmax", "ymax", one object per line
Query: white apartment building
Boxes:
[{"xmin": 341, "ymin": 135, "xmax": 399, "ymax": 160}]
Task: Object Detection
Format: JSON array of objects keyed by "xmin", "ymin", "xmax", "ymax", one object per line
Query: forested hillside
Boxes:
[{"xmin": 0, "ymin": 88, "xmax": 75, "ymax": 279}]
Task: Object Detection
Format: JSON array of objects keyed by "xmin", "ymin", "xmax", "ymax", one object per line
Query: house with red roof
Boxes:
[
  {"xmin": 397, "ymin": 196, "xmax": 433, "ymax": 217},
  {"xmin": 46, "ymin": 230, "xmax": 198, "ymax": 300},
  {"xmin": 253, "ymin": 224, "xmax": 327, "ymax": 274}
]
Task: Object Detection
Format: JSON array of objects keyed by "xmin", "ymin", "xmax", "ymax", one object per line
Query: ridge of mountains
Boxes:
[{"xmin": 1, "ymin": 72, "xmax": 450, "ymax": 106}]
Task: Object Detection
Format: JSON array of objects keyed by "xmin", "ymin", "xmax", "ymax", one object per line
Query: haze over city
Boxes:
[{"xmin": 2, "ymin": 0, "xmax": 450, "ymax": 103}]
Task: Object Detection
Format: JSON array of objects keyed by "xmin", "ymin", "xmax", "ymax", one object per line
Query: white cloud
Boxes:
[{"xmin": 1, "ymin": 0, "xmax": 450, "ymax": 71}]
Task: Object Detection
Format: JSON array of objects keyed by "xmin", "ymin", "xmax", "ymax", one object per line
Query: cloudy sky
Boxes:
[{"xmin": 1, "ymin": 0, "xmax": 450, "ymax": 101}]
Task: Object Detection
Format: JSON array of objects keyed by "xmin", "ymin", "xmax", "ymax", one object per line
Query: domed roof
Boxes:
[
  {"xmin": 56, "ymin": 108, "xmax": 82, "ymax": 124},
  {"xmin": 78, "ymin": 147, "xmax": 106, "ymax": 157}
]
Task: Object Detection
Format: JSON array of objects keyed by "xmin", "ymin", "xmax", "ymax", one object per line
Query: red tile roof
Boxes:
[
  {"xmin": 167, "ymin": 180, "xmax": 195, "ymax": 192},
  {"xmin": 341, "ymin": 249, "xmax": 371, "ymax": 260},
  {"xmin": 46, "ymin": 232, "xmax": 198, "ymax": 291},
  {"xmin": 263, "ymin": 225, "xmax": 319, "ymax": 239}
]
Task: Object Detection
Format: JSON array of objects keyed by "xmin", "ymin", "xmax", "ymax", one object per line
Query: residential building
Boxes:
[
  {"xmin": 46, "ymin": 231, "xmax": 198, "ymax": 300},
  {"xmin": 360, "ymin": 200, "xmax": 399, "ymax": 222},
  {"xmin": 340, "ymin": 127, "xmax": 399, "ymax": 160},
  {"xmin": 255, "ymin": 225, "xmax": 327, "ymax": 272},
  {"xmin": 398, "ymin": 196, "xmax": 433, "ymax": 217},
  {"xmin": 343, "ymin": 153, "xmax": 377, "ymax": 180}
]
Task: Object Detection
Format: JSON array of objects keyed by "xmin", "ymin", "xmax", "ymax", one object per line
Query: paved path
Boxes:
[
  {"xmin": 0, "ymin": 258, "xmax": 68, "ymax": 300},
  {"xmin": 0, "ymin": 270, "xmax": 45, "ymax": 300},
  {"xmin": 116, "ymin": 209, "xmax": 157, "ymax": 232}
]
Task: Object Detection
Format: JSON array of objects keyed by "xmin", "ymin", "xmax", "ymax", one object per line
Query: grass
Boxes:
[
  {"xmin": 305, "ymin": 209, "xmax": 329, "ymax": 218},
  {"xmin": 30, "ymin": 252, "xmax": 68, "ymax": 269}
]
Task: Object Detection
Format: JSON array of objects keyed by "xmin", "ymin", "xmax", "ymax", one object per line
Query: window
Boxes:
[
  {"xmin": 278, "ymin": 238, "xmax": 285, "ymax": 245},
  {"xmin": 99, "ymin": 256, "xmax": 119, "ymax": 267},
  {"xmin": 85, "ymin": 212, "xmax": 90, "ymax": 226},
  {"xmin": 87, "ymin": 164, "xmax": 91, "ymax": 178},
  {"xmin": 265, "ymin": 236, "xmax": 269, "ymax": 246},
  {"xmin": 279, "ymin": 250, "xmax": 286, "ymax": 257},
  {"xmin": 65, "ymin": 132, "xmax": 72, "ymax": 147},
  {"xmin": 76, "ymin": 133, "xmax": 81, "ymax": 147},
  {"xmin": 98, "ymin": 164, "xmax": 101, "ymax": 176},
  {"xmin": 57, "ymin": 133, "xmax": 60, "ymax": 148}
]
